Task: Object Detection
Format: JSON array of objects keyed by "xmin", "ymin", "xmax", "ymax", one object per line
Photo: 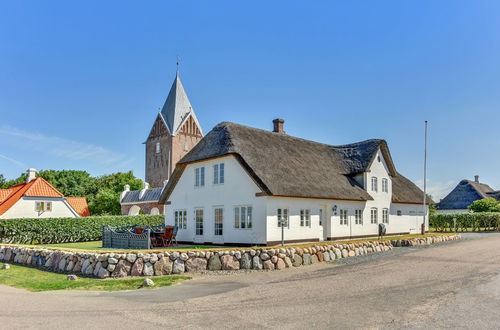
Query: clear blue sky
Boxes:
[{"xmin": 1, "ymin": 1, "xmax": 499, "ymax": 199}]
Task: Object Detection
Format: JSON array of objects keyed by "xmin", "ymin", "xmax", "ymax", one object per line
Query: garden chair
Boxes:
[
  {"xmin": 172, "ymin": 226, "xmax": 178, "ymax": 246},
  {"xmin": 161, "ymin": 227, "xmax": 174, "ymax": 247}
]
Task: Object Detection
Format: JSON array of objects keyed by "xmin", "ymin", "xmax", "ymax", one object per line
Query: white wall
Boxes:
[
  {"xmin": 0, "ymin": 197, "xmax": 78, "ymax": 219},
  {"xmin": 165, "ymin": 155, "xmax": 266, "ymax": 244}
]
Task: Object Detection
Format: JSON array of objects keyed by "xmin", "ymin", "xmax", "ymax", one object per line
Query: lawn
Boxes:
[
  {"xmin": 39, "ymin": 241, "xmax": 215, "ymax": 251},
  {"xmin": 0, "ymin": 263, "xmax": 189, "ymax": 292}
]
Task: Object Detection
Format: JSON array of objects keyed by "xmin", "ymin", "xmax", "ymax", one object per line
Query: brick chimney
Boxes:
[
  {"xmin": 474, "ymin": 175, "xmax": 479, "ymax": 183},
  {"xmin": 272, "ymin": 118, "xmax": 285, "ymax": 134}
]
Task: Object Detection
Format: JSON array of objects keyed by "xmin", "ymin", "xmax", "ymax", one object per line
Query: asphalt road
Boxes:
[{"xmin": 1, "ymin": 233, "xmax": 499, "ymax": 329}]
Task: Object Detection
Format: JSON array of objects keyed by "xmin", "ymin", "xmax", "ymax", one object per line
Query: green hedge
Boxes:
[
  {"xmin": 0, "ymin": 215, "xmax": 164, "ymax": 245},
  {"xmin": 430, "ymin": 212, "xmax": 500, "ymax": 232}
]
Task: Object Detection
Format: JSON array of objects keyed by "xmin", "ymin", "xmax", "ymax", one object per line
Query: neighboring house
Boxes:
[
  {"xmin": 436, "ymin": 176, "xmax": 500, "ymax": 214},
  {"xmin": 0, "ymin": 169, "xmax": 90, "ymax": 219},
  {"xmin": 159, "ymin": 119, "xmax": 431, "ymax": 245},
  {"xmin": 120, "ymin": 183, "xmax": 164, "ymax": 215},
  {"xmin": 120, "ymin": 71, "xmax": 203, "ymax": 215}
]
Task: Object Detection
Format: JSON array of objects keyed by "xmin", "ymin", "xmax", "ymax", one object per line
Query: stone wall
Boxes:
[{"xmin": 0, "ymin": 235, "xmax": 461, "ymax": 279}]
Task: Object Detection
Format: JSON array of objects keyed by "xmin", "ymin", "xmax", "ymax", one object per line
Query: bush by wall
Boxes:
[
  {"xmin": 0, "ymin": 215, "xmax": 164, "ymax": 244},
  {"xmin": 430, "ymin": 212, "xmax": 500, "ymax": 232}
]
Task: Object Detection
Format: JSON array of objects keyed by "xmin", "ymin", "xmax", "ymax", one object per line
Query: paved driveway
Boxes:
[{"xmin": 1, "ymin": 233, "xmax": 499, "ymax": 329}]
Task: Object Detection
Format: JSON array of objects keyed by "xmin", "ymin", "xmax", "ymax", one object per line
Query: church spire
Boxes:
[{"xmin": 158, "ymin": 70, "xmax": 203, "ymax": 136}]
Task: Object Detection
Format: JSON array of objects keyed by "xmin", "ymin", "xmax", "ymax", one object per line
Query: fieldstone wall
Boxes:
[{"xmin": 0, "ymin": 235, "xmax": 461, "ymax": 279}]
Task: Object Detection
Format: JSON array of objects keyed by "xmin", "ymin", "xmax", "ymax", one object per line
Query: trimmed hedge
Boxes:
[
  {"xmin": 0, "ymin": 215, "xmax": 164, "ymax": 245},
  {"xmin": 430, "ymin": 212, "xmax": 500, "ymax": 232}
]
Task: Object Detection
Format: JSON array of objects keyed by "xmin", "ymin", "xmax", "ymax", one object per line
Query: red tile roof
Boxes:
[
  {"xmin": 0, "ymin": 178, "xmax": 84, "ymax": 217},
  {"xmin": 65, "ymin": 197, "xmax": 91, "ymax": 217}
]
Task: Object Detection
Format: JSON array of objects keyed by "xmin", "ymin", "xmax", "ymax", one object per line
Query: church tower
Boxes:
[{"xmin": 145, "ymin": 72, "xmax": 203, "ymax": 188}]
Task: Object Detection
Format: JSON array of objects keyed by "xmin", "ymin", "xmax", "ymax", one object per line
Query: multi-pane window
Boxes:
[
  {"xmin": 382, "ymin": 208, "xmax": 389, "ymax": 224},
  {"xmin": 214, "ymin": 208, "xmax": 223, "ymax": 236},
  {"xmin": 174, "ymin": 210, "xmax": 187, "ymax": 229},
  {"xmin": 155, "ymin": 142, "xmax": 160, "ymax": 154},
  {"xmin": 382, "ymin": 178, "xmax": 388, "ymax": 193},
  {"xmin": 234, "ymin": 206, "xmax": 252, "ymax": 229},
  {"xmin": 340, "ymin": 209, "xmax": 348, "ymax": 225},
  {"xmin": 300, "ymin": 209, "xmax": 311, "ymax": 227},
  {"xmin": 355, "ymin": 209, "xmax": 363, "ymax": 225},
  {"xmin": 277, "ymin": 208, "xmax": 289, "ymax": 227},
  {"xmin": 195, "ymin": 209, "xmax": 204, "ymax": 236},
  {"xmin": 370, "ymin": 208, "xmax": 378, "ymax": 224},
  {"xmin": 195, "ymin": 167, "xmax": 205, "ymax": 187},
  {"xmin": 213, "ymin": 163, "xmax": 225, "ymax": 184},
  {"xmin": 371, "ymin": 177, "xmax": 378, "ymax": 192},
  {"xmin": 35, "ymin": 201, "xmax": 52, "ymax": 212}
]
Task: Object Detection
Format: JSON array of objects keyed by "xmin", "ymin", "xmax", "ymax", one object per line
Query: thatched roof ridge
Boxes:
[
  {"xmin": 160, "ymin": 121, "xmax": 426, "ymax": 204},
  {"xmin": 437, "ymin": 180, "xmax": 495, "ymax": 210}
]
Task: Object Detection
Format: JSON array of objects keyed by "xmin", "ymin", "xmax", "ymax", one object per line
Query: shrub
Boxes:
[
  {"xmin": 430, "ymin": 212, "xmax": 500, "ymax": 232},
  {"xmin": 0, "ymin": 215, "xmax": 164, "ymax": 245}
]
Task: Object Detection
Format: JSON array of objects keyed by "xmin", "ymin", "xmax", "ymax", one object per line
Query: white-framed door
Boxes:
[
  {"xmin": 319, "ymin": 205, "xmax": 328, "ymax": 241},
  {"xmin": 212, "ymin": 206, "xmax": 224, "ymax": 245},
  {"xmin": 193, "ymin": 208, "xmax": 205, "ymax": 244}
]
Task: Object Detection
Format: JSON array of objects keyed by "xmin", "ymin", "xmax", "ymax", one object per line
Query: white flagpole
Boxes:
[{"xmin": 422, "ymin": 120, "xmax": 428, "ymax": 234}]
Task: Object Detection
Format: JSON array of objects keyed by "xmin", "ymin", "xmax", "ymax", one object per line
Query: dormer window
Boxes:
[
  {"xmin": 371, "ymin": 177, "xmax": 378, "ymax": 192},
  {"xmin": 382, "ymin": 178, "xmax": 388, "ymax": 193}
]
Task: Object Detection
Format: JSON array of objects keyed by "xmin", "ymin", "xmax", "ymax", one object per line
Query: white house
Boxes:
[
  {"xmin": 0, "ymin": 168, "xmax": 89, "ymax": 219},
  {"xmin": 159, "ymin": 120, "xmax": 431, "ymax": 245}
]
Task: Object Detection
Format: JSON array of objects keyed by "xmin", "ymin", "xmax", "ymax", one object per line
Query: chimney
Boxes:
[
  {"xmin": 139, "ymin": 181, "xmax": 149, "ymax": 199},
  {"xmin": 120, "ymin": 184, "xmax": 130, "ymax": 202},
  {"xmin": 474, "ymin": 175, "xmax": 479, "ymax": 183},
  {"xmin": 272, "ymin": 118, "xmax": 285, "ymax": 134},
  {"xmin": 26, "ymin": 168, "xmax": 37, "ymax": 183}
]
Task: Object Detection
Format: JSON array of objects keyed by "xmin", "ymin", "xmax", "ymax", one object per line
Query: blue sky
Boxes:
[{"xmin": 1, "ymin": 1, "xmax": 499, "ymax": 200}]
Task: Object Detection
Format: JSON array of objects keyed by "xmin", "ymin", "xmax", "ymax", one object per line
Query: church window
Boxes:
[{"xmin": 155, "ymin": 142, "xmax": 160, "ymax": 154}]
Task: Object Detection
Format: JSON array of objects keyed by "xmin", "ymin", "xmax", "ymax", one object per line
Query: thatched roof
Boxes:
[
  {"xmin": 436, "ymin": 180, "xmax": 496, "ymax": 210},
  {"xmin": 159, "ymin": 122, "xmax": 428, "ymax": 204}
]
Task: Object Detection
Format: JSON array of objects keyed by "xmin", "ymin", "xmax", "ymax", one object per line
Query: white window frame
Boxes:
[
  {"xmin": 234, "ymin": 205, "xmax": 252, "ymax": 229},
  {"xmin": 355, "ymin": 209, "xmax": 363, "ymax": 225},
  {"xmin": 382, "ymin": 178, "xmax": 388, "ymax": 193},
  {"xmin": 195, "ymin": 208, "xmax": 204, "ymax": 236},
  {"xmin": 340, "ymin": 209, "xmax": 348, "ymax": 225},
  {"xmin": 277, "ymin": 208, "xmax": 289, "ymax": 228},
  {"xmin": 174, "ymin": 210, "xmax": 187, "ymax": 229},
  {"xmin": 195, "ymin": 167, "xmax": 205, "ymax": 187},
  {"xmin": 35, "ymin": 201, "xmax": 52, "ymax": 212},
  {"xmin": 371, "ymin": 177, "xmax": 378, "ymax": 192},
  {"xmin": 213, "ymin": 163, "xmax": 225, "ymax": 185},
  {"xmin": 370, "ymin": 208, "xmax": 378, "ymax": 224},
  {"xmin": 382, "ymin": 208, "xmax": 389, "ymax": 224},
  {"xmin": 214, "ymin": 207, "xmax": 223, "ymax": 236},
  {"xmin": 300, "ymin": 209, "xmax": 311, "ymax": 227}
]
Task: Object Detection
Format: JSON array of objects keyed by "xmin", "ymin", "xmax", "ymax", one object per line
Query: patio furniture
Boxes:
[
  {"xmin": 171, "ymin": 226, "xmax": 178, "ymax": 246},
  {"xmin": 160, "ymin": 227, "xmax": 174, "ymax": 247}
]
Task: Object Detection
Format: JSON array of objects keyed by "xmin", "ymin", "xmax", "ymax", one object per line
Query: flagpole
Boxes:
[{"xmin": 422, "ymin": 120, "xmax": 428, "ymax": 234}]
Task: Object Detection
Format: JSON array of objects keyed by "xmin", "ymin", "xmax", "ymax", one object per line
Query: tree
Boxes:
[
  {"xmin": 0, "ymin": 174, "xmax": 5, "ymax": 188},
  {"xmin": 88, "ymin": 189, "xmax": 121, "ymax": 215},
  {"xmin": 468, "ymin": 198, "xmax": 500, "ymax": 213},
  {"xmin": 38, "ymin": 170, "xmax": 94, "ymax": 198}
]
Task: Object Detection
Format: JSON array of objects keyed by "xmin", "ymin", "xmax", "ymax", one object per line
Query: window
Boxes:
[
  {"xmin": 371, "ymin": 177, "xmax": 378, "ymax": 192},
  {"xmin": 355, "ymin": 209, "xmax": 363, "ymax": 225},
  {"xmin": 340, "ymin": 209, "xmax": 348, "ymax": 225},
  {"xmin": 174, "ymin": 210, "xmax": 187, "ymax": 229},
  {"xmin": 195, "ymin": 167, "xmax": 205, "ymax": 187},
  {"xmin": 35, "ymin": 201, "xmax": 52, "ymax": 212},
  {"xmin": 155, "ymin": 142, "xmax": 160, "ymax": 154},
  {"xmin": 214, "ymin": 208, "xmax": 223, "ymax": 236},
  {"xmin": 319, "ymin": 209, "xmax": 323, "ymax": 226},
  {"xmin": 195, "ymin": 208, "xmax": 204, "ymax": 236},
  {"xmin": 370, "ymin": 208, "xmax": 378, "ymax": 224},
  {"xmin": 382, "ymin": 208, "xmax": 389, "ymax": 224},
  {"xmin": 234, "ymin": 206, "xmax": 252, "ymax": 229},
  {"xmin": 397, "ymin": 210, "xmax": 402, "ymax": 216},
  {"xmin": 382, "ymin": 178, "xmax": 388, "ymax": 193},
  {"xmin": 300, "ymin": 209, "xmax": 311, "ymax": 227},
  {"xmin": 277, "ymin": 208, "xmax": 289, "ymax": 228},
  {"xmin": 213, "ymin": 163, "xmax": 225, "ymax": 184}
]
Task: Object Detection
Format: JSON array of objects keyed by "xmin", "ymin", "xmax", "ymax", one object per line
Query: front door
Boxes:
[{"xmin": 193, "ymin": 208, "xmax": 204, "ymax": 244}]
